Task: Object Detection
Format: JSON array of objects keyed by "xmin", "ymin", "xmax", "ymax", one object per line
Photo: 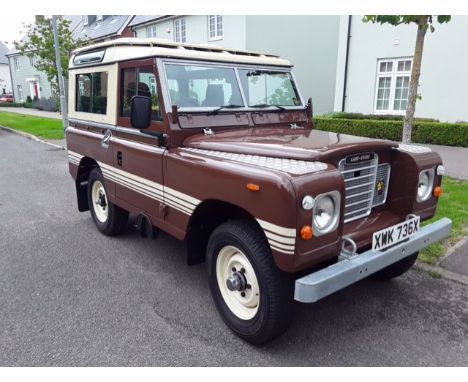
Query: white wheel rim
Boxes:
[
  {"xmin": 216, "ymin": 245, "xmax": 260, "ymax": 320},
  {"xmin": 91, "ymin": 180, "xmax": 108, "ymax": 223}
]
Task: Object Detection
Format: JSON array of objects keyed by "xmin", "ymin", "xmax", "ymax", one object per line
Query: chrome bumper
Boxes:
[{"xmin": 294, "ymin": 217, "xmax": 452, "ymax": 303}]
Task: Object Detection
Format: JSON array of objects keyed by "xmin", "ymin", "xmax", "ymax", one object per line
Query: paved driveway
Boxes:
[{"xmin": 0, "ymin": 130, "xmax": 467, "ymax": 366}]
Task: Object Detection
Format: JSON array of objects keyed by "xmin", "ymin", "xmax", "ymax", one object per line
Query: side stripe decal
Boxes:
[{"xmin": 67, "ymin": 150, "xmax": 296, "ymax": 255}]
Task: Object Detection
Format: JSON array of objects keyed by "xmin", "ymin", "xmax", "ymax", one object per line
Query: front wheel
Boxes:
[
  {"xmin": 207, "ymin": 219, "xmax": 293, "ymax": 345},
  {"xmin": 87, "ymin": 167, "xmax": 128, "ymax": 236}
]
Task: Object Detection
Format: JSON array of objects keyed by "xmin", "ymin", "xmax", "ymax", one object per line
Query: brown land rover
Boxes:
[{"xmin": 66, "ymin": 38, "xmax": 452, "ymax": 344}]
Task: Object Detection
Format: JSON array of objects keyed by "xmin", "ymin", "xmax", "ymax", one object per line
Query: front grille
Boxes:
[{"xmin": 339, "ymin": 153, "xmax": 379, "ymax": 223}]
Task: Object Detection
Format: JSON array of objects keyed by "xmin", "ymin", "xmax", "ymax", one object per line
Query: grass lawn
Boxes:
[
  {"xmin": 0, "ymin": 111, "xmax": 64, "ymax": 139},
  {"xmin": 420, "ymin": 177, "xmax": 468, "ymax": 264}
]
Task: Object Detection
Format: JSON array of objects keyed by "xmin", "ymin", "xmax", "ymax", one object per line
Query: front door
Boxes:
[{"xmin": 112, "ymin": 59, "xmax": 167, "ymax": 226}]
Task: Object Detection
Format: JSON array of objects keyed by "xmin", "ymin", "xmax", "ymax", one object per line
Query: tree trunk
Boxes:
[{"xmin": 402, "ymin": 16, "xmax": 428, "ymax": 144}]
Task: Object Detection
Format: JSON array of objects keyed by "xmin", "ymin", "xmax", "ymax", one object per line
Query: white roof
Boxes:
[{"xmin": 70, "ymin": 38, "xmax": 292, "ymax": 68}]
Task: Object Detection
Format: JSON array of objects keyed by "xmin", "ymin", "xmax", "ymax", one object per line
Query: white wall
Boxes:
[
  {"xmin": 338, "ymin": 15, "xmax": 468, "ymax": 122},
  {"xmin": 0, "ymin": 64, "xmax": 12, "ymax": 94},
  {"xmin": 246, "ymin": 16, "xmax": 340, "ymax": 115}
]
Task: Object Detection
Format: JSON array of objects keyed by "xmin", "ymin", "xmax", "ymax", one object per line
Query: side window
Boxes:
[
  {"xmin": 76, "ymin": 72, "xmax": 108, "ymax": 114},
  {"xmin": 120, "ymin": 67, "xmax": 162, "ymax": 121}
]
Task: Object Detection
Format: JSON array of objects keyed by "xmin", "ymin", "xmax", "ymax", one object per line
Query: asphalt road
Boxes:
[{"xmin": 0, "ymin": 129, "xmax": 467, "ymax": 366}]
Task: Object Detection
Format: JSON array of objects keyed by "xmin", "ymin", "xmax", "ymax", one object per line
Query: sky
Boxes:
[{"xmin": 0, "ymin": 14, "xmax": 35, "ymax": 49}]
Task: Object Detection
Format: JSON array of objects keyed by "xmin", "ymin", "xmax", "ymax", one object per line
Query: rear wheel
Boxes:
[
  {"xmin": 88, "ymin": 167, "xmax": 128, "ymax": 236},
  {"xmin": 207, "ymin": 219, "xmax": 293, "ymax": 345},
  {"xmin": 371, "ymin": 252, "xmax": 419, "ymax": 280}
]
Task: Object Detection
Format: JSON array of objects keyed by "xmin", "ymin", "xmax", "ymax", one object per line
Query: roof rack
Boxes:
[{"xmin": 72, "ymin": 37, "xmax": 280, "ymax": 59}]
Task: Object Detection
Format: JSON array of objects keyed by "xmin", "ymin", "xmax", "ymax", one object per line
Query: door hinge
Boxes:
[{"xmin": 159, "ymin": 203, "xmax": 168, "ymax": 218}]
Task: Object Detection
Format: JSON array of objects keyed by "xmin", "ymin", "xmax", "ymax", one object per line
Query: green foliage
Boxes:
[
  {"xmin": 15, "ymin": 16, "xmax": 87, "ymax": 94},
  {"xmin": 363, "ymin": 15, "xmax": 451, "ymax": 30},
  {"xmin": 0, "ymin": 102, "xmax": 29, "ymax": 108},
  {"xmin": 314, "ymin": 117, "xmax": 468, "ymax": 147},
  {"xmin": 326, "ymin": 112, "xmax": 438, "ymax": 123}
]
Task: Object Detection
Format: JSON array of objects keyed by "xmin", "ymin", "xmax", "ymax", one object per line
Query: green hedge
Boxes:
[
  {"xmin": 314, "ymin": 117, "xmax": 468, "ymax": 147},
  {"xmin": 0, "ymin": 102, "xmax": 32, "ymax": 108},
  {"xmin": 325, "ymin": 112, "xmax": 439, "ymax": 123}
]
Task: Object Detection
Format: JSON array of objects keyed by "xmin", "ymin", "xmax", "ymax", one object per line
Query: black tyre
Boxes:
[
  {"xmin": 371, "ymin": 252, "xmax": 419, "ymax": 281},
  {"xmin": 87, "ymin": 167, "xmax": 128, "ymax": 236},
  {"xmin": 207, "ymin": 219, "xmax": 294, "ymax": 345}
]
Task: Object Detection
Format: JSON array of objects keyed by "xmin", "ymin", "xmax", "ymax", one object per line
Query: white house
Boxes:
[
  {"xmin": 333, "ymin": 15, "xmax": 468, "ymax": 122},
  {"xmin": 0, "ymin": 41, "xmax": 12, "ymax": 95},
  {"xmin": 130, "ymin": 15, "xmax": 341, "ymax": 115}
]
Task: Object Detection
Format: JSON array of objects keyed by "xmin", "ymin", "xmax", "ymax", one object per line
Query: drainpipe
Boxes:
[{"xmin": 341, "ymin": 15, "xmax": 352, "ymax": 112}]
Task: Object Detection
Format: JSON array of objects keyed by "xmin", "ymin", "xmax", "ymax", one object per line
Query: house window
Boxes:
[
  {"xmin": 97, "ymin": 15, "xmax": 103, "ymax": 21},
  {"xmin": 29, "ymin": 56, "xmax": 36, "ymax": 67},
  {"xmin": 76, "ymin": 72, "xmax": 108, "ymax": 114},
  {"xmin": 14, "ymin": 57, "xmax": 20, "ymax": 71},
  {"xmin": 146, "ymin": 25, "xmax": 157, "ymax": 38},
  {"xmin": 174, "ymin": 18, "xmax": 186, "ymax": 43},
  {"xmin": 17, "ymin": 85, "xmax": 24, "ymax": 102},
  {"xmin": 208, "ymin": 15, "xmax": 223, "ymax": 40},
  {"xmin": 375, "ymin": 58, "xmax": 412, "ymax": 113},
  {"xmin": 83, "ymin": 16, "xmax": 89, "ymax": 26}
]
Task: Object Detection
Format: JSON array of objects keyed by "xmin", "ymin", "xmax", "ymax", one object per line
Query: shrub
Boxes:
[
  {"xmin": 0, "ymin": 102, "xmax": 28, "ymax": 108},
  {"xmin": 26, "ymin": 96, "xmax": 32, "ymax": 104},
  {"xmin": 325, "ymin": 112, "xmax": 439, "ymax": 123},
  {"xmin": 314, "ymin": 117, "xmax": 468, "ymax": 147},
  {"xmin": 31, "ymin": 97, "xmax": 58, "ymax": 112}
]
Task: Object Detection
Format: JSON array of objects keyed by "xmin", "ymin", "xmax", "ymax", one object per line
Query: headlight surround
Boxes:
[
  {"xmin": 417, "ymin": 169, "xmax": 435, "ymax": 202},
  {"xmin": 312, "ymin": 191, "xmax": 341, "ymax": 236}
]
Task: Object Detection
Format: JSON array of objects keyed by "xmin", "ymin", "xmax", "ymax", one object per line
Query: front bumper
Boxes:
[{"xmin": 294, "ymin": 217, "xmax": 452, "ymax": 303}]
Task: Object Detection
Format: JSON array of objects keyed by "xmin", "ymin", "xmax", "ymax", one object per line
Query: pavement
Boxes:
[
  {"xmin": 0, "ymin": 129, "xmax": 467, "ymax": 366},
  {"xmin": 424, "ymin": 144, "xmax": 468, "ymax": 181},
  {"xmin": 0, "ymin": 107, "xmax": 62, "ymax": 120}
]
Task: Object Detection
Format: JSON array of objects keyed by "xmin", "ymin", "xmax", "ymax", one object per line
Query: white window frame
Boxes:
[
  {"xmin": 97, "ymin": 15, "xmax": 103, "ymax": 21},
  {"xmin": 17, "ymin": 85, "xmax": 24, "ymax": 102},
  {"xmin": 174, "ymin": 17, "xmax": 186, "ymax": 43},
  {"xmin": 14, "ymin": 57, "xmax": 20, "ymax": 71},
  {"xmin": 83, "ymin": 16, "xmax": 89, "ymax": 26},
  {"xmin": 208, "ymin": 15, "xmax": 223, "ymax": 41},
  {"xmin": 146, "ymin": 25, "xmax": 157, "ymax": 38},
  {"xmin": 29, "ymin": 56, "xmax": 36, "ymax": 67},
  {"xmin": 374, "ymin": 57, "xmax": 413, "ymax": 115}
]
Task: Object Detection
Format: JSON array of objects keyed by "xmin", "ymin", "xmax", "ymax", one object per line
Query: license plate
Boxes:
[{"xmin": 372, "ymin": 216, "xmax": 420, "ymax": 251}]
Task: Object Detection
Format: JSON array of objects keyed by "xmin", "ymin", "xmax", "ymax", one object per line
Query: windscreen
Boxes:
[
  {"xmin": 237, "ymin": 69, "xmax": 301, "ymax": 107},
  {"xmin": 164, "ymin": 64, "xmax": 244, "ymax": 108}
]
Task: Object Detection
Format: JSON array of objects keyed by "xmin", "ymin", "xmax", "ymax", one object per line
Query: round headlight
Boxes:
[
  {"xmin": 302, "ymin": 195, "xmax": 315, "ymax": 210},
  {"xmin": 417, "ymin": 170, "xmax": 434, "ymax": 202},
  {"xmin": 314, "ymin": 195, "xmax": 337, "ymax": 233}
]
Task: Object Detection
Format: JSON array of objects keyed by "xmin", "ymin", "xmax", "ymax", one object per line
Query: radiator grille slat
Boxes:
[{"xmin": 339, "ymin": 154, "xmax": 380, "ymax": 223}]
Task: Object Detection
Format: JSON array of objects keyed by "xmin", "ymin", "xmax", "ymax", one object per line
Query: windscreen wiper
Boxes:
[
  {"xmin": 207, "ymin": 104, "xmax": 244, "ymax": 115},
  {"xmin": 249, "ymin": 104, "xmax": 286, "ymax": 111}
]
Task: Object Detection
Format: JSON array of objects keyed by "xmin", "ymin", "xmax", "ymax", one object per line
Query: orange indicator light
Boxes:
[
  {"xmin": 434, "ymin": 186, "xmax": 443, "ymax": 198},
  {"xmin": 246, "ymin": 183, "xmax": 260, "ymax": 192},
  {"xmin": 300, "ymin": 225, "xmax": 313, "ymax": 240}
]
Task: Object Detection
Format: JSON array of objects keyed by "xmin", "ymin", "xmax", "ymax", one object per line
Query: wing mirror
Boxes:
[{"xmin": 130, "ymin": 96, "xmax": 152, "ymax": 130}]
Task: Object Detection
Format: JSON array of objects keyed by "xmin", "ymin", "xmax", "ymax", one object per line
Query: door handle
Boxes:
[
  {"xmin": 101, "ymin": 130, "xmax": 112, "ymax": 149},
  {"xmin": 117, "ymin": 151, "xmax": 123, "ymax": 166}
]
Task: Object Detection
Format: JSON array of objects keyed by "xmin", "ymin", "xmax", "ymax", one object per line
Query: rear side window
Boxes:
[{"xmin": 76, "ymin": 72, "xmax": 108, "ymax": 114}]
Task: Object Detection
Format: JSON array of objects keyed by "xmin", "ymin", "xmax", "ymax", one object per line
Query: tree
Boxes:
[
  {"xmin": 15, "ymin": 16, "xmax": 86, "ymax": 95},
  {"xmin": 363, "ymin": 15, "xmax": 451, "ymax": 143}
]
